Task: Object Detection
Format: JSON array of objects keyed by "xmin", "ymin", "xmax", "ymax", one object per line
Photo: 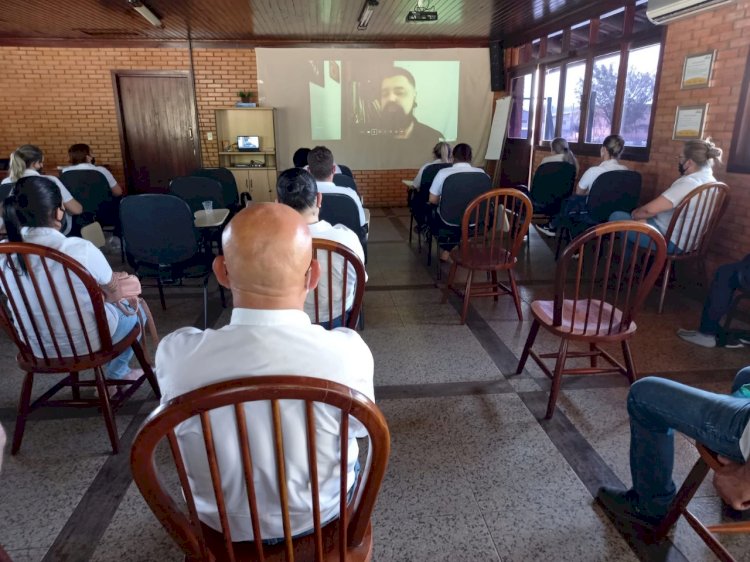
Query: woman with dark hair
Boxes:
[
  {"xmin": 1, "ymin": 176, "xmax": 144, "ymax": 381},
  {"xmin": 62, "ymin": 143, "xmax": 123, "ymax": 197}
]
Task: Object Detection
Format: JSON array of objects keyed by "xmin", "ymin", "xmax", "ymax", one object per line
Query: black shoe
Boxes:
[
  {"xmin": 537, "ymin": 223, "xmax": 557, "ymax": 237},
  {"xmin": 595, "ymin": 486, "xmax": 665, "ymax": 529}
]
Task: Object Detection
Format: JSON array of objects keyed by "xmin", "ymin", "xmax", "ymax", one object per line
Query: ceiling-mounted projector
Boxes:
[{"xmin": 406, "ymin": 10, "xmax": 438, "ymax": 21}]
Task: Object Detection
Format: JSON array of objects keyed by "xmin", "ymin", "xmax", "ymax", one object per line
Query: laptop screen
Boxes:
[{"xmin": 237, "ymin": 136, "xmax": 260, "ymax": 150}]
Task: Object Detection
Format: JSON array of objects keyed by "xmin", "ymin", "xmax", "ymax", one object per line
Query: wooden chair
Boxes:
[
  {"xmin": 657, "ymin": 182, "xmax": 730, "ymax": 313},
  {"xmin": 443, "ymin": 188, "xmax": 532, "ymax": 324},
  {"xmin": 653, "ymin": 442, "xmax": 750, "ymax": 562},
  {"xmin": 516, "ymin": 221, "xmax": 667, "ymax": 418},
  {"xmin": 130, "ymin": 375, "xmax": 391, "ymax": 562},
  {"xmin": 0, "ymin": 242, "xmax": 160, "ymax": 454},
  {"xmin": 310, "ymin": 239, "xmax": 366, "ymax": 330}
]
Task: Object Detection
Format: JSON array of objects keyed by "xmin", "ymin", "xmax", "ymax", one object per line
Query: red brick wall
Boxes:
[{"xmin": 531, "ymin": 0, "xmax": 750, "ymax": 269}]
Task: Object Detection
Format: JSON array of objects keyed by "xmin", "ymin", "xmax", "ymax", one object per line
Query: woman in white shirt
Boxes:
[
  {"xmin": 413, "ymin": 141, "xmax": 452, "ymax": 189},
  {"xmin": 610, "ymin": 138, "xmax": 723, "ymax": 253},
  {"xmin": 539, "ymin": 137, "xmax": 579, "ymax": 175},
  {"xmin": 575, "ymin": 134, "xmax": 628, "ymax": 195},
  {"xmin": 2, "ymin": 176, "xmax": 143, "ymax": 381},
  {"xmin": 61, "ymin": 143, "xmax": 123, "ymax": 197}
]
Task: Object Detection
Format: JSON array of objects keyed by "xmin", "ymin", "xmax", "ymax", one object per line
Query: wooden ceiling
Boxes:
[{"xmin": 0, "ymin": 0, "xmax": 630, "ymax": 47}]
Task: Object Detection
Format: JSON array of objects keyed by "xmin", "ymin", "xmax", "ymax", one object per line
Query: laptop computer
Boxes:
[{"xmin": 237, "ymin": 135, "xmax": 260, "ymax": 152}]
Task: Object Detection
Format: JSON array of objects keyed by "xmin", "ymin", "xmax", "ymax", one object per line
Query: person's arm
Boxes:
[
  {"xmin": 110, "ymin": 183, "xmax": 123, "ymax": 197},
  {"xmin": 575, "ymin": 168, "xmax": 594, "ymax": 195},
  {"xmin": 428, "ymin": 193, "xmax": 440, "ymax": 205},
  {"xmin": 631, "ymin": 195, "xmax": 673, "ymax": 221},
  {"xmin": 64, "ymin": 198, "xmax": 83, "ymax": 215},
  {"xmin": 714, "ymin": 455, "xmax": 750, "ymax": 511}
]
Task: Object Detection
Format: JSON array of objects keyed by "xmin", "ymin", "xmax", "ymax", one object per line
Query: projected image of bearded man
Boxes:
[{"xmin": 378, "ymin": 67, "xmax": 443, "ymax": 146}]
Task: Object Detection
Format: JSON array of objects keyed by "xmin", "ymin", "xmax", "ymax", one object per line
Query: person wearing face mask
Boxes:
[{"xmin": 609, "ymin": 138, "xmax": 723, "ymax": 254}]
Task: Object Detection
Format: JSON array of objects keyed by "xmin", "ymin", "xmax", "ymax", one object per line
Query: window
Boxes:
[
  {"xmin": 598, "ymin": 8, "xmax": 625, "ymax": 43},
  {"xmin": 632, "ymin": 0, "xmax": 651, "ymax": 34},
  {"xmin": 540, "ymin": 67, "xmax": 561, "ymax": 141},
  {"xmin": 561, "ymin": 61, "xmax": 586, "ymax": 142},
  {"xmin": 620, "ymin": 44, "xmax": 661, "ymax": 146},
  {"xmin": 570, "ymin": 21, "xmax": 590, "ymax": 50},
  {"xmin": 508, "ymin": 74, "xmax": 533, "ymax": 139},
  {"xmin": 586, "ymin": 53, "xmax": 621, "ymax": 144},
  {"xmin": 547, "ymin": 31, "xmax": 563, "ymax": 56}
]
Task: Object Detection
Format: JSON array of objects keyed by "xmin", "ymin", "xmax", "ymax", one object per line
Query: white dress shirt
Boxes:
[
  {"xmin": 577, "ymin": 159, "xmax": 628, "ymax": 193},
  {"xmin": 0, "ymin": 227, "xmax": 117, "ymax": 358},
  {"xmin": 413, "ymin": 158, "xmax": 443, "ymax": 189},
  {"xmin": 2, "ymin": 169, "xmax": 74, "ymax": 203},
  {"xmin": 316, "ymin": 181, "xmax": 367, "ymax": 226},
  {"xmin": 60, "ymin": 162, "xmax": 118, "ymax": 190},
  {"xmin": 429, "ymin": 162, "xmax": 489, "ymax": 198},
  {"xmin": 308, "ymin": 220, "xmax": 367, "ymax": 323},
  {"xmin": 155, "ymin": 308, "xmax": 375, "ymax": 541},
  {"xmin": 653, "ymin": 166, "xmax": 717, "ymax": 248}
]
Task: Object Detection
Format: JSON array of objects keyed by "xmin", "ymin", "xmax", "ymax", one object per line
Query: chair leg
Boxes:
[
  {"xmin": 507, "ymin": 270, "xmax": 523, "ymax": 321},
  {"xmin": 653, "ymin": 457, "xmax": 710, "ymax": 540},
  {"xmin": 94, "ymin": 367, "xmax": 119, "ymax": 455},
  {"xmin": 157, "ymin": 278, "xmax": 167, "ymax": 311},
  {"xmin": 621, "ymin": 340, "xmax": 637, "ymax": 383},
  {"xmin": 132, "ymin": 340, "xmax": 161, "ymax": 399},
  {"xmin": 516, "ymin": 320, "xmax": 540, "ymax": 374},
  {"xmin": 202, "ymin": 276, "xmax": 209, "ymax": 330},
  {"xmin": 409, "ymin": 214, "xmax": 414, "ymax": 245},
  {"xmin": 545, "ymin": 338, "xmax": 569, "ymax": 419},
  {"xmin": 70, "ymin": 371, "xmax": 81, "ymax": 400},
  {"xmin": 11, "ymin": 372, "xmax": 34, "ymax": 454},
  {"xmin": 442, "ymin": 261, "xmax": 458, "ymax": 304},
  {"xmin": 657, "ymin": 258, "xmax": 672, "ymax": 314},
  {"xmin": 460, "ymin": 270, "xmax": 474, "ymax": 324},
  {"xmin": 426, "ymin": 232, "xmax": 432, "ymax": 266},
  {"xmin": 491, "ymin": 270, "xmax": 499, "ymax": 302},
  {"xmin": 589, "ymin": 342, "xmax": 598, "ymax": 368}
]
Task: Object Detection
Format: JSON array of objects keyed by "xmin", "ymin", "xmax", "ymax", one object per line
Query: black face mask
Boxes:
[{"xmin": 678, "ymin": 161, "xmax": 687, "ymax": 176}]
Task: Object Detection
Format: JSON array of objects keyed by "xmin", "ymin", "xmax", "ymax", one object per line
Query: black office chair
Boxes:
[
  {"xmin": 191, "ymin": 167, "xmax": 241, "ymax": 212},
  {"xmin": 408, "ymin": 162, "xmax": 452, "ymax": 247},
  {"xmin": 338, "ymin": 164, "xmax": 354, "ymax": 179},
  {"xmin": 556, "ymin": 170, "xmax": 642, "ymax": 257},
  {"xmin": 426, "ymin": 172, "xmax": 492, "ymax": 277},
  {"xmin": 169, "ymin": 176, "xmax": 226, "ymax": 214},
  {"xmin": 0, "ymin": 182, "xmax": 15, "ymax": 201},
  {"xmin": 529, "ymin": 161, "xmax": 577, "ymax": 217},
  {"xmin": 60, "ymin": 169, "xmax": 114, "ymax": 236},
  {"xmin": 120, "ymin": 194, "xmax": 225, "ymax": 329},
  {"xmin": 319, "ymin": 192, "xmax": 368, "ymax": 263},
  {"xmin": 333, "ymin": 173, "xmax": 358, "ymax": 192}
]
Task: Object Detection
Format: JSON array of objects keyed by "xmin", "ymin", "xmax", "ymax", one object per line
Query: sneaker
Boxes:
[
  {"xmin": 536, "ymin": 223, "xmax": 557, "ymax": 237},
  {"xmin": 723, "ymin": 336, "xmax": 744, "ymax": 349},
  {"xmin": 595, "ymin": 486, "xmax": 665, "ymax": 529},
  {"xmin": 677, "ymin": 329, "xmax": 717, "ymax": 348}
]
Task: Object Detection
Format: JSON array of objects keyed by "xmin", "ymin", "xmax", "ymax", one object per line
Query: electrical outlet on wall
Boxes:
[{"xmin": 207, "ymin": 132, "xmax": 213, "ymax": 141}]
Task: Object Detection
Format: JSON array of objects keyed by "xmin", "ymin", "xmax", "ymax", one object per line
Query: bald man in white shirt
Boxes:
[{"xmin": 155, "ymin": 203, "xmax": 374, "ymax": 542}]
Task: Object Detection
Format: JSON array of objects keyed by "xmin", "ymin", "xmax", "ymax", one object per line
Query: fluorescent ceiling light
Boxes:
[
  {"xmin": 128, "ymin": 0, "xmax": 163, "ymax": 28},
  {"xmin": 358, "ymin": 0, "xmax": 379, "ymax": 30}
]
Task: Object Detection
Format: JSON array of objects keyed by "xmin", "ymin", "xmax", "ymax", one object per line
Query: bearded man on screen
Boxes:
[{"xmin": 377, "ymin": 67, "xmax": 443, "ymax": 146}]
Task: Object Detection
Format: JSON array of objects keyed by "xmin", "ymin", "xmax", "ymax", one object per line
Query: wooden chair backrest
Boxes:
[
  {"xmin": 460, "ymin": 188, "xmax": 532, "ymax": 266},
  {"xmin": 311, "ymin": 239, "xmax": 366, "ymax": 329},
  {"xmin": 663, "ymin": 182, "xmax": 729, "ymax": 259},
  {"xmin": 0, "ymin": 242, "xmax": 112, "ymax": 368},
  {"xmin": 130, "ymin": 375, "xmax": 390, "ymax": 562},
  {"xmin": 554, "ymin": 221, "xmax": 667, "ymax": 335}
]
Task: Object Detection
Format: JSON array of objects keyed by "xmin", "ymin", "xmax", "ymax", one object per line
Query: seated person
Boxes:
[
  {"xmin": 61, "ymin": 143, "xmax": 123, "ymax": 197},
  {"xmin": 276, "ymin": 168, "xmax": 366, "ymax": 328},
  {"xmin": 597, "ymin": 367, "xmax": 750, "ymax": 526},
  {"xmin": 155, "ymin": 203, "xmax": 374, "ymax": 542},
  {"xmin": 539, "ymin": 136, "xmax": 579, "ymax": 174},
  {"xmin": 1, "ymin": 176, "xmax": 144, "ymax": 381},
  {"xmin": 678, "ymin": 253, "xmax": 750, "ymax": 348},
  {"xmin": 610, "ymin": 138, "xmax": 723, "ymax": 254},
  {"xmin": 294, "ymin": 146, "xmax": 343, "ymax": 175},
  {"xmin": 428, "ymin": 143, "xmax": 489, "ymax": 261},
  {"xmin": 412, "ymin": 141, "xmax": 452, "ymax": 190},
  {"xmin": 575, "ymin": 134, "xmax": 627, "ymax": 196},
  {"xmin": 307, "ymin": 146, "xmax": 367, "ymax": 228}
]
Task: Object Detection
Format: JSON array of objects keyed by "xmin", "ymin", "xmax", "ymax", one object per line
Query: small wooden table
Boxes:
[
  {"xmin": 194, "ymin": 209, "xmax": 229, "ymax": 228},
  {"xmin": 402, "ymin": 179, "xmax": 414, "ymax": 189}
]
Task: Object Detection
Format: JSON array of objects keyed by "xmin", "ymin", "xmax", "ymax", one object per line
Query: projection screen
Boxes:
[{"xmin": 256, "ymin": 48, "xmax": 493, "ymax": 170}]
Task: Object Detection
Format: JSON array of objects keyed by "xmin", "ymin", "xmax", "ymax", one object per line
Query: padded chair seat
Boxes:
[
  {"xmin": 531, "ymin": 299, "xmax": 636, "ymax": 338},
  {"xmin": 450, "ymin": 246, "xmax": 514, "ymax": 269}
]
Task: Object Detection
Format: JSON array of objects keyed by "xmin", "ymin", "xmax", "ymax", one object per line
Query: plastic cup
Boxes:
[{"xmin": 202, "ymin": 201, "xmax": 213, "ymax": 214}]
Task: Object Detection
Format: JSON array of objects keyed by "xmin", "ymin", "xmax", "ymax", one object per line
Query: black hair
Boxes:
[
  {"xmin": 276, "ymin": 168, "xmax": 318, "ymax": 211},
  {"xmin": 452, "ymin": 143, "xmax": 473, "ymax": 163},
  {"xmin": 3, "ymin": 175, "xmax": 63, "ymax": 273},
  {"xmin": 292, "ymin": 147, "xmax": 311, "ymax": 168},
  {"xmin": 68, "ymin": 143, "xmax": 91, "ymax": 165},
  {"xmin": 384, "ymin": 66, "xmax": 416, "ymax": 88},
  {"xmin": 307, "ymin": 146, "xmax": 334, "ymax": 181}
]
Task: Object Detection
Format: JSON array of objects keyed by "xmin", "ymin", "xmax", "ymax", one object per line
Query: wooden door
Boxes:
[
  {"xmin": 499, "ymin": 72, "xmax": 536, "ymax": 187},
  {"xmin": 113, "ymin": 71, "xmax": 200, "ymax": 194},
  {"xmin": 248, "ymin": 169, "xmax": 272, "ymax": 202}
]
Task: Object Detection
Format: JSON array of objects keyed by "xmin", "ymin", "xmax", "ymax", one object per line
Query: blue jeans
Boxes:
[
  {"xmin": 626, "ymin": 367, "xmax": 750, "ymax": 517},
  {"xmin": 608, "ymin": 211, "xmax": 681, "ymax": 255},
  {"xmin": 700, "ymin": 260, "xmax": 747, "ymax": 335},
  {"xmin": 105, "ymin": 302, "xmax": 144, "ymax": 379}
]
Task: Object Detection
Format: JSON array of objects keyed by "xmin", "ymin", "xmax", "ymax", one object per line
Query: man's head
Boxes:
[
  {"xmin": 276, "ymin": 167, "xmax": 321, "ymax": 217},
  {"xmin": 380, "ymin": 67, "xmax": 417, "ymax": 130},
  {"xmin": 213, "ymin": 204, "xmax": 320, "ymax": 310},
  {"xmin": 307, "ymin": 146, "xmax": 335, "ymax": 182},
  {"xmin": 452, "ymin": 143, "xmax": 472, "ymax": 164},
  {"xmin": 292, "ymin": 147, "xmax": 310, "ymax": 168}
]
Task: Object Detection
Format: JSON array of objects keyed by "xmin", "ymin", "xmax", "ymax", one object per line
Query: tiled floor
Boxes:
[{"xmin": 1, "ymin": 207, "xmax": 750, "ymax": 561}]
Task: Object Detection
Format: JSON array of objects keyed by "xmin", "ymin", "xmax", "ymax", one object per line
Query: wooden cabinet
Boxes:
[{"xmin": 215, "ymin": 108, "xmax": 278, "ymax": 202}]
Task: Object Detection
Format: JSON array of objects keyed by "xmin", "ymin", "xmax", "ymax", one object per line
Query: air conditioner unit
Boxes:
[{"xmin": 647, "ymin": 0, "xmax": 735, "ymax": 24}]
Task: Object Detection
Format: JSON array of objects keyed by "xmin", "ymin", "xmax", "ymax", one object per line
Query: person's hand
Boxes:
[{"xmin": 713, "ymin": 455, "xmax": 750, "ymax": 511}]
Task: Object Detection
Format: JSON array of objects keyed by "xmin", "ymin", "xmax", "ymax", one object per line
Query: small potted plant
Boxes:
[{"xmin": 236, "ymin": 90, "xmax": 256, "ymax": 107}]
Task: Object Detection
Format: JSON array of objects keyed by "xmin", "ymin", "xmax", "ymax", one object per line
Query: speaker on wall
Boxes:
[{"xmin": 490, "ymin": 41, "xmax": 505, "ymax": 92}]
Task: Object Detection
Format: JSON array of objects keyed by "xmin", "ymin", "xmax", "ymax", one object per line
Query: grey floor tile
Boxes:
[{"xmin": 4, "ymin": 547, "xmax": 49, "ymax": 562}]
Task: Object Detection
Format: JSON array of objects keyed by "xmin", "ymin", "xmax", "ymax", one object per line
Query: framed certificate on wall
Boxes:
[
  {"xmin": 673, "ymin": 105, "xmax": 708, "ymax": 140},
  {"xmin": 681, "ymin": 51, "xmax": 715, "ymax": 89}
]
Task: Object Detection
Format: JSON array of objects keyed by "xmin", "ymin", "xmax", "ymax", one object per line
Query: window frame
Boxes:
[{"xmin": 517, "ymin": 1, "xmax": 665, "ymax": 162}]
